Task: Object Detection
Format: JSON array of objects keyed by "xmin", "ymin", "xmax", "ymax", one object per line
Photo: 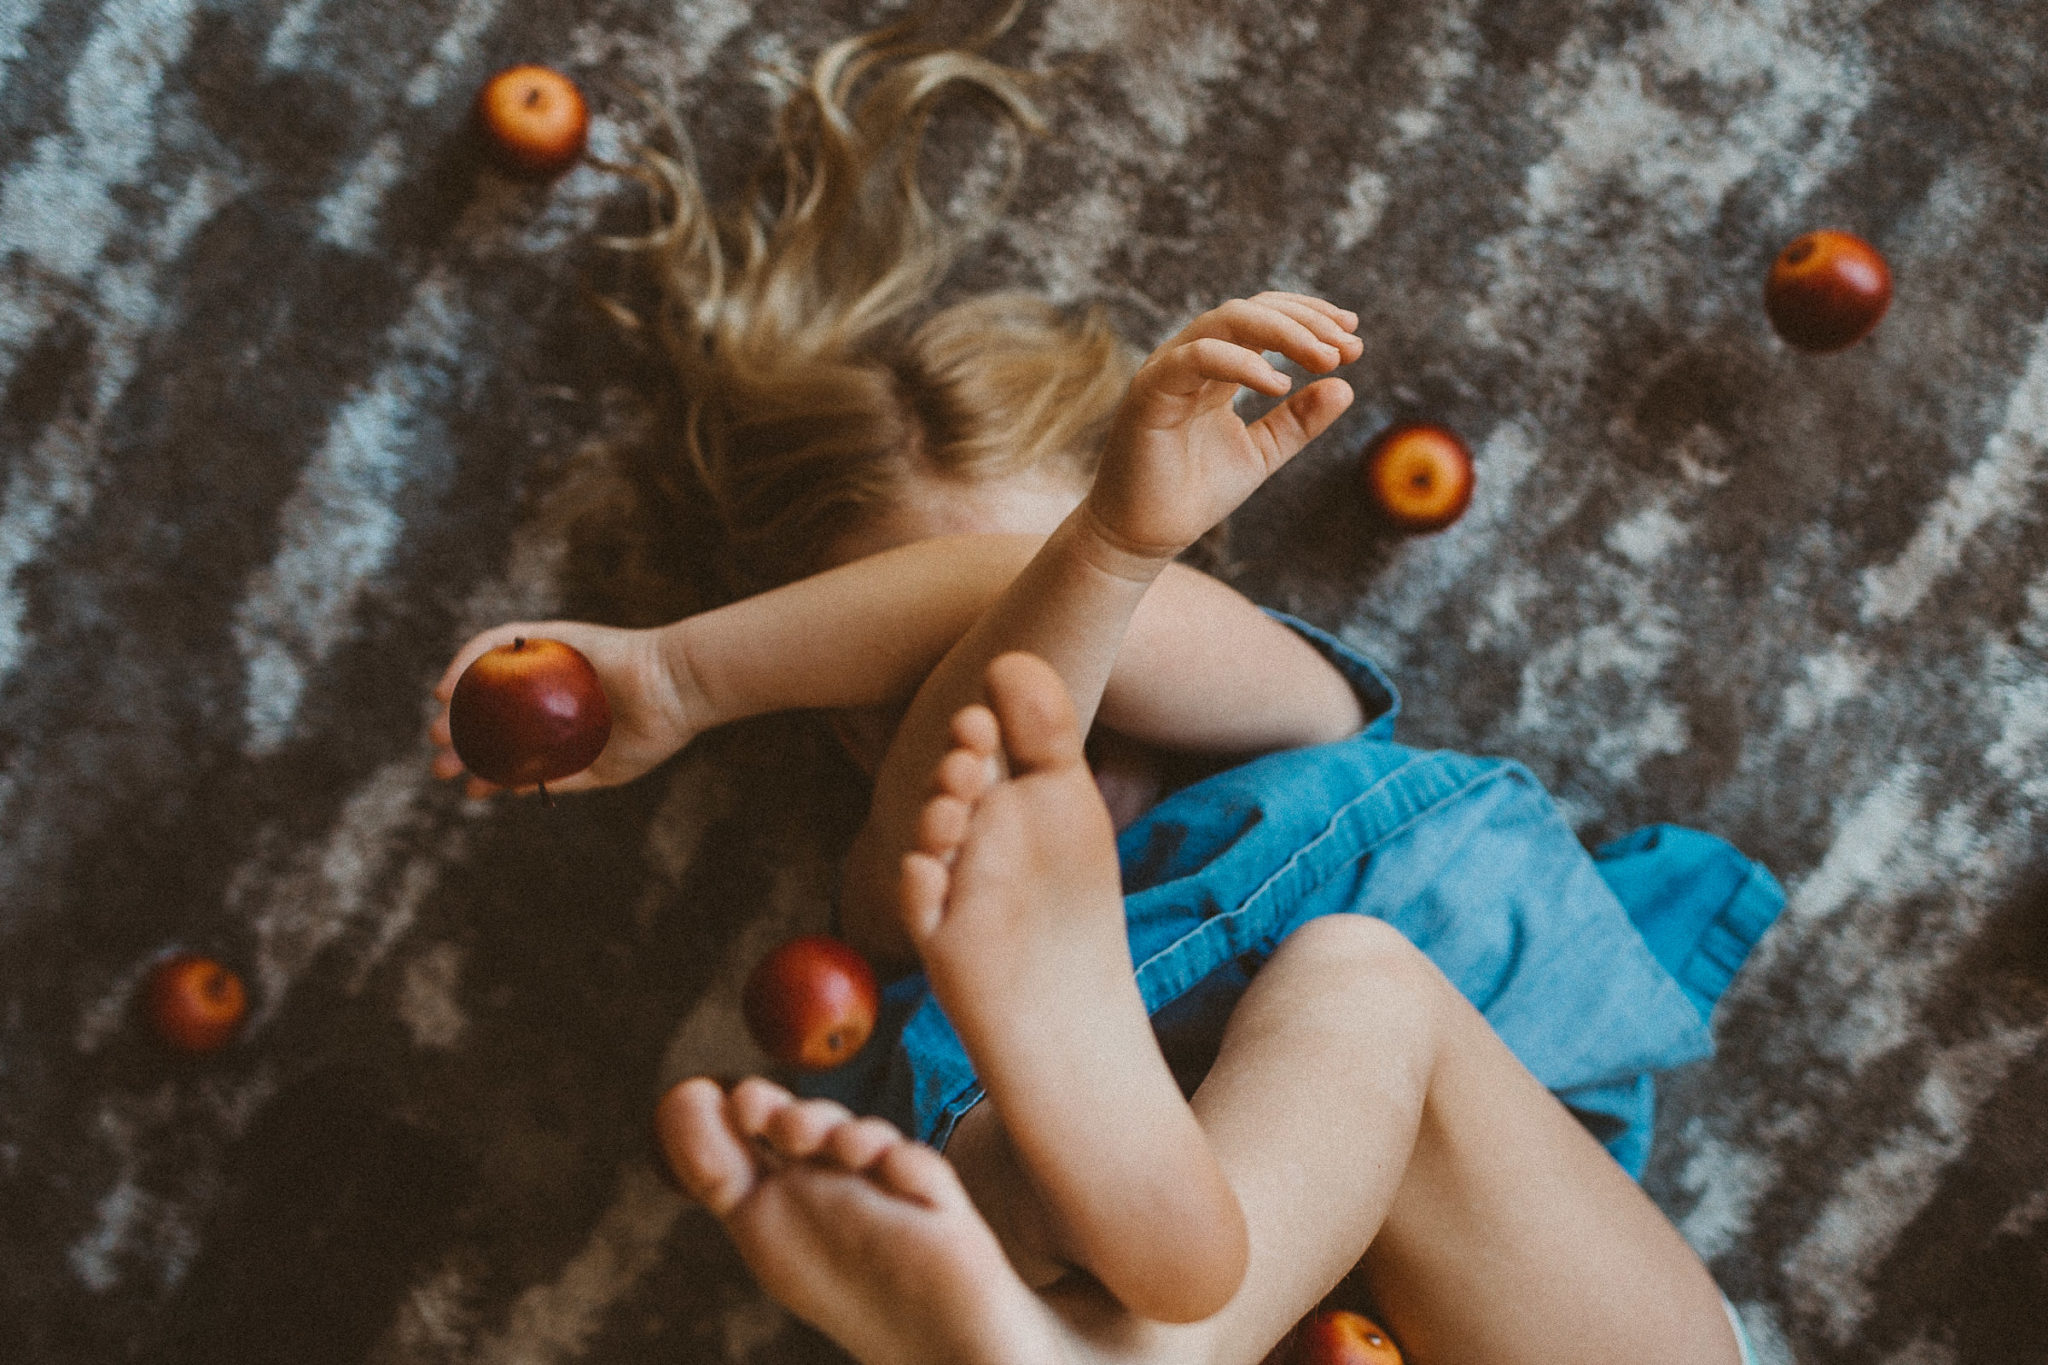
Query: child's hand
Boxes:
[
  {"xmin": 1084, "ymin": 293, "xmax": 1360, "ymax": 566},
  {"xmin": 429, "ymin": 620, "xmax": 700, "ymax": 798}
]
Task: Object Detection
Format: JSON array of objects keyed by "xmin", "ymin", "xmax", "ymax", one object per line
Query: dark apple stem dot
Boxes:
[
  {"xmin": 513, "ymin": 636, "xmax": 526, "ymax": 650},
  {"xmin": 1785, "ymin": 240, "xmax": 1814, "ymax": 266},
  {"xmin": 827, "ymin": 1031, "xmax": 843, "ymax": 1051},
  {"xmin": 523, "ymin": 86, "xmax": 542, "ymax": 108},
  {"xmin": 538, "ymin": 780, "xmax": 553, "ymax": 808}
]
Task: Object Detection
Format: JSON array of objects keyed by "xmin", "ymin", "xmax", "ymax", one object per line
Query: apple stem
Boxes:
[
  {"xmin": 537, "ymin": 780, "xmax": 553, "ymax": 808},
  {"xmin": 513, "ymin": 636, "xmax": 526, "ymax": 651}
]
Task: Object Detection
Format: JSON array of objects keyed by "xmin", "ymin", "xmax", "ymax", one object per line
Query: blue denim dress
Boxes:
[{"xmin": 806, "ymin": 613, "xmax": 1784, "ymax": 1178}]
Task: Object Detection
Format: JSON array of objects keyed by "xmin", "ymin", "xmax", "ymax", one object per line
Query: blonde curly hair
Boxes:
[{"xmin": 614, "ymin": 5, "xmax": 1137, "ymax": 592}]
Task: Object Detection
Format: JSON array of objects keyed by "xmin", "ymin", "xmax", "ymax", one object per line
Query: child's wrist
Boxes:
[
  {"xmin": 1069, "ymin": 501, "xmax": 1182, "ymax": 584},
  {"xmin": 649, "ymin": 619, "xmax": 718, "ymax": 742}
]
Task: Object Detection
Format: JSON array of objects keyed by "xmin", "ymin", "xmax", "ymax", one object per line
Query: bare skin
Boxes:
[
  {"xmin": 429, "ymin": 292, "xmax": 1368, "ymax": 975},
  {"xmin": 820, "ymin": 295, "xmax": 1367, "ymax": 1318},
  {"xmin": 657, "ymin": 1076, "xmax": 1067, "ymax": 1365},
  {"xmin": 835, "ymin": 293, "xmax": 1361, "ymax": 969},
  {"xmin": 901, "ymin": 652, "xmax": 1246, "ymax": 1321},
  {"xmin": 439, "ymin": 289, "xmax": 1741, "ymax": 1358},
  {"xmin": 427, "ymin": 539, "xmax": 1361, "ymax": 796},
  {"xmin": 437, "ymin": 293, "xmax": 1366, "ymax": 1326},
  {"xmin": 663, "ymin": 654, "xmax": 1746, "ymax": 1365}
]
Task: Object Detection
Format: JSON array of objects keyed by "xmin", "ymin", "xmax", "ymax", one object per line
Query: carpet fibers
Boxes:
[{"xmin": 2, "ymin": 1, "xmax": 2045, "ymax": 1361}]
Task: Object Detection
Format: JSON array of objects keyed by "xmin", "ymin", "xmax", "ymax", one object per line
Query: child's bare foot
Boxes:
[
  {"xmin": 657, "ymin": 1076, "xmax": 1071, "ymax": 1365},
  {"xmin": 900, "ymin": 652, "xmax": 1248, "ymax": 1323}
]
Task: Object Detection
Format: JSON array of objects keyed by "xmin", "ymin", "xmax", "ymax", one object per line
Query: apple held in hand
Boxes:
[
  {"xmin": 1764, "ymin": 229, "xmax": 1892, "ymax": 353},
  {"xmin": 743, "ymin": 935, "xmax": 880, "ymax": 1071},
  {"xmin": 476, "ymin": 64, "xmax": 589, "ymax": 177},
  {"xmin": 448, "ymin": 637, "xmax": 613, "ymax": 794},
  {"xmin": 148, "ymin": 954, "xmax": 248, "ymax": 1054},
  {"xmin": 1362, "ymin": 423, "xmax": 1475, "ymax": 534},
  {"xmin": 1296, "ymin": 1309, "xmax": 1403, "ymax": 1365}
]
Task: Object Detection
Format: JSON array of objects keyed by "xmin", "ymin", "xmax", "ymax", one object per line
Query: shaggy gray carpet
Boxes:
[{"xmin": 2, "ymin": 0, "xmax": 2044, "ymax": 1361}]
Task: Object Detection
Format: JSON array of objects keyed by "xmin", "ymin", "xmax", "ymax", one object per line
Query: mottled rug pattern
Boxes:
[{"xmin": 1, "ymin": 0, "xmax": 2044, "ymax": 1362}]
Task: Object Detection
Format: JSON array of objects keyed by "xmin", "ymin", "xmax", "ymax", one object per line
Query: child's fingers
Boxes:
[
  {"xmin": 1171, "ymin": 299, "xmax": 1340, "ymax": 373},
  {"xmin": 1146, "ymin": 336, "xmax": 1293, "ymax": 401},
  {"xmin": 1249, "ymin": 294, "xmax": 1363, "ymax": 366},
  {"xmin": 1250, "ymin": 290, "xmax": 1358, "ymax": 331},
  {"xmin": 1244, "ymin": 376, "xmax": 1355, "ymax": 469},
  {"xmin": 432, "ymin": 620, "xmax": 612, "ymax": 793},
  {"xmin": 442, "ymin": 762, "xmax": 601, "ymax": 797}
]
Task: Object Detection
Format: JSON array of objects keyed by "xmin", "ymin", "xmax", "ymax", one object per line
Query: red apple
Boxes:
[
  {"xmin": 476, "ymin": 65, "xmax": 589, "ymax": 178},
  {"xmin": 448, "ymin": 637, "xmax": 612, "ymax": 794},
  {"xmin": 1362, "ymin": 423, "xmax": 1475, "ymax": 534},
  {"xmin": 1764, "ymin": 229, "xmax": 1892, "ymax": 353},
  {"xmin": 1296, "ymin": 1309, "xmax": 1403, "ymax": 1365},
  {"xmin": 743, "ymin": 935, "xmax": 880, "ymax": 1071},
  {"xmin": 147, "ymin": 954, "xmax": 247, "ymax": 1054}
]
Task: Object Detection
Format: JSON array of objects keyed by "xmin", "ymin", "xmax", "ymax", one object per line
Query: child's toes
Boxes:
[
  {"xmin": 935, "ymin": 746, "xmax": 998, "ymax": 804},
  {"xmin": 899, "ymin": 851, "xmax": 953, "ymax": 942},
  {"xmin": 656, "ymin": 1079, "xmax": 758, "ymax": 1217},
  {"xmin": 729, "ymin": 1076, "xmax": 799, "ymax": 1139},
  {"xmin": 948, "ymin": 702, "xmax": 1001, "ymax": 760},
  {"xmin": 873, "ymin": 1139, "xmax": 964, "ymax": 1209},
  {"xmin": 984, "ymin": 653, "xmax": 1086, "ymax": 774},
  {"xmin": 823, "ymin": 1116, "xmax": 904, "ymax": 1172},
  {"xmin": 917, "ymin": 792, "xmax": 973, "ymax": 855},
  {"xmin": 763, "ymin": 1097, "xmax": 856, "ymax": 1160}
]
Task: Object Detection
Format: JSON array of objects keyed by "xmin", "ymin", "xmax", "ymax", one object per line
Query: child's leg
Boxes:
[
  {"xmin": 906, "ymin": 656, "xmax": 1740, "ymax": 1361},
  {"xmin": 1181, "ymin": 914, "xmax": 1740, "ymax": 1364},
  {"xmin": 661, "ymin": 925, "xmax": 1742, "ymax": 1365},
  {"xmin": 657, "ymin": 1077, "xmax": 1069, "ymax": 1365},
  {"xmin": 843, "ymin": 295, "xmax": 1362, "ymax": 962},
  {"xmin": 900, "ymin": 652, "xmax": 1247, "ymax": 1322}
]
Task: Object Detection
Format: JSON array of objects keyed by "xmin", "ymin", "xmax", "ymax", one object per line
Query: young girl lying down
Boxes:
[{"xmin": 429, "ymin": 16, "xmax": 1778, "ymax": 1364}]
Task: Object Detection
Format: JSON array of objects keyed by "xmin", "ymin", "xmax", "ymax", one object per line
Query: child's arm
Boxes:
[
  {"xmin": 838, "ymin": 293, "xmax": 1362, "ymax": 953},
  {"xmin": 847, "ymin": 292, "xmax": 1360, "ymax": 1322},
  {"xmin": 430, "ymin": 535, "xmax": 1363, "ymax": 796}
]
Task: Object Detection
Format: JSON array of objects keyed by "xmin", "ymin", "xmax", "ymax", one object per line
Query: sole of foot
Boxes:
[{"xmin": 658, "ymin": 1076, "xmax": 1070, "ymax": 1365}]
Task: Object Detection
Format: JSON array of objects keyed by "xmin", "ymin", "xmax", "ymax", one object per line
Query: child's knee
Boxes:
[
  {"xmin": 1284, "ymin": 911, "xmax": 1424, "ymax": 971},
  {"xmin": 1230, "ymin": 915, "xmax": 1451, "ymax": 1098},
  {"xmin": 1266, "ymin": 914, "xmax": 1449, "ymax": 1019}
]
